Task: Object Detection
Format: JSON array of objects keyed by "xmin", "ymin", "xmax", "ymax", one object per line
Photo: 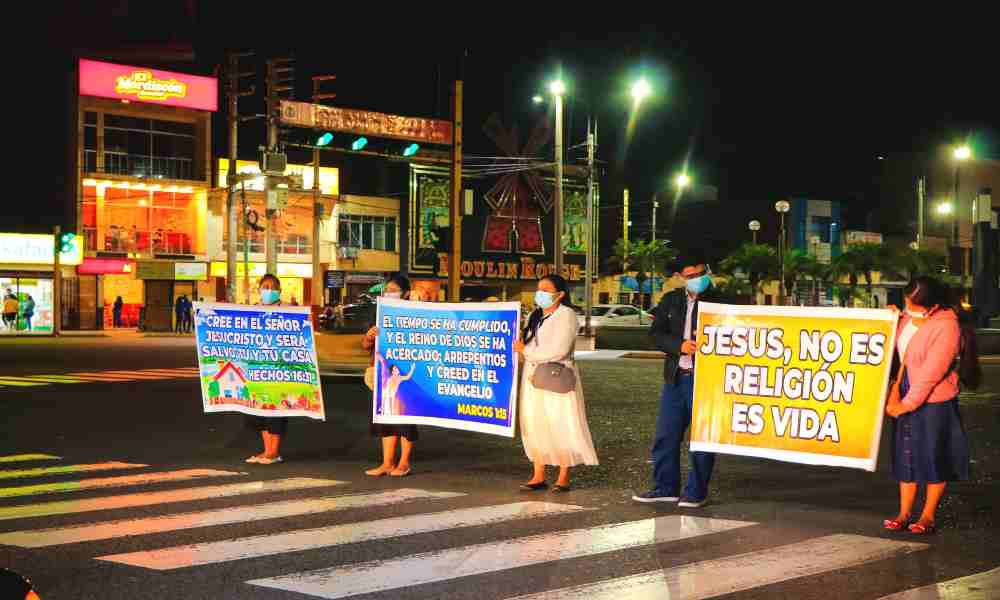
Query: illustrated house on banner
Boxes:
[{"xmin": 213, "ymin": 361, "xmax": 248, "ymax": 400}]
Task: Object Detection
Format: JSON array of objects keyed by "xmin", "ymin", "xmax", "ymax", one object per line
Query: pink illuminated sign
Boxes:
[
  {"xmin": 79, "ymin": 59, "xmax": 218, "ymax": 112},
  {"xmin": 77, "ymin": 258, "xmax": 133, "ymax": 275}
]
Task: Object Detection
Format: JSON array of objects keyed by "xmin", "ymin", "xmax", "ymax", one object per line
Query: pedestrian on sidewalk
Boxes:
[
  {"xmin": 514, "ymin": 274, "xmax": 598, "ymax": 493},
  {"xmin": 245, "ymin": 274, "xmax": 290, "ymax": 465},
  {"xmin": 3, "ymin": 291, "xmax": 18, "ymax": 331},
  {"xmin": 183, "ymin": 296, "xmax": 194, "ymax": 333},
  {"xmin": 112, "ymin": 296, "xmax": 123, "ymax": 328},
  {"xmin": 22, "ymin": 295, "xmax": 35, "ymax": 331},
  {"xmin": 634, "ymin": 249, "xmax": 731, "ymax": 508},
  {"xmin": 363, "ymin": 274, "xmax": 420, "ymax": 477},
  {"xmin": 883, "ymin": 276, "xmax": 980, "ymax": 534},
  {"xmin": 174, "ymin": 295, "xmax": 185, "ymax": 333}
]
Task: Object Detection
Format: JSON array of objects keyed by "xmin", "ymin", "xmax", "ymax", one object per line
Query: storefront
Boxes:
[
  {"xmin": 0, "ymin": 233, "xmax": 82, "ymax": 335},
  {"xmin": 135, "ymin": 261, "xmax": 210, "ymax": 331},
  {"xmin": 209, "ymin": 261, "xmax": 313, "ymax": 306}
]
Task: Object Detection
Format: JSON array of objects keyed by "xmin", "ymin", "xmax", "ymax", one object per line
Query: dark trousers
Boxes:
[
  {"xmin": 113, "ymin": 311, "xmax": 122, "ymax": 327},
  {"xmin": 651, "ymin": 373, "xmax": 716, "ymax": 500}
]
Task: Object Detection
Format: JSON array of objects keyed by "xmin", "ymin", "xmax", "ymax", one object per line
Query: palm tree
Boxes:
[
  {"xmin": 608, "ymin": 238, "xmax": 677, "ymax": 319},
  {"xmin": 888, "ymin": 246, "xmax": 946, "ymax": 281},
  {"xmin": 845, "ymin": 242, "xmax": 892, "ymax": 296},
  {"xmin": 828, "ymin": 252, "xmax": 862, "ymax": 307},
  {"xmin": 719, "ymin": 243, "xmax": 778, "ymax": 304},
  {"xmin": 783, "ymin": 249, "xmax": 823, "ymax": 304}
]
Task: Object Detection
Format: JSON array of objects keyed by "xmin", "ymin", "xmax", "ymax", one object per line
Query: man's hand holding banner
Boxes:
[{"xmin": 691, "ymin": 303, "xmax": 898, "ymax": 471}]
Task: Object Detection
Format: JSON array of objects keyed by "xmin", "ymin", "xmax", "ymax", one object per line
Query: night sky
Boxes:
[{"xmin": 28, "ymin": 5, "xmax": 999, "ymax": 262}]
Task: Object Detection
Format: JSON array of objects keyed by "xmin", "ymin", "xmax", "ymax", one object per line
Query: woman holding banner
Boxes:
[
  {"xmin": 884, "ymin": 276, "xmax": 980, "ymax": 534},
  {"xmin": 245, "ymin": 274, "xmax": 289, "ymax": 465},
  {"xmin": 363, "ymin": 274, "xmax": 421, "ymax": 477},
  {"xmin": 513, "ymin": 275, "xmax": 598, "ymax": 492}
]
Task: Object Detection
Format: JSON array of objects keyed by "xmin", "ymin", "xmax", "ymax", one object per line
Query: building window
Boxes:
[
  {"xmin": 80, "ymin": 182, "xmax": 196, "ymax": 255},
  {"xmin": 99, "ymin": 115, "xmax": 197, "ymax": 181},
  {"xmin": 338, "ymin": 215, "xmax": 396, "ymax": 251}
]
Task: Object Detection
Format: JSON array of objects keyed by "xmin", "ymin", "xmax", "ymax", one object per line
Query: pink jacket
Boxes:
[{"xmin": 898, "ymin": 309, "xmax": 960, "ymax": 411}]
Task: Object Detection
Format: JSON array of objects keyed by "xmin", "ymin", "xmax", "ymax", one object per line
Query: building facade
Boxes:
[{"xmin": 70, "ymin": 58, "xmax": 217, "ymax": 331}]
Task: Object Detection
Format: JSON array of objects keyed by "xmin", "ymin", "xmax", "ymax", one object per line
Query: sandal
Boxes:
[
  {"xmin": 909, "ymin": 521, "xmax": 936, "ymax": 535},
  {"xmin": 365, "ymin": 466, "xmax": 393, "ymax": 477},
  {"xmin": 883, "ymin": 517, "xmax": 911, "ymax": 531},
  {"xmin": 389, "ymin": 467, "xmax": 412, "ymax": 477}
]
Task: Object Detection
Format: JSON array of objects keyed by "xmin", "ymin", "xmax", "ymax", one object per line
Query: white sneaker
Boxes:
[{"xmin": 678, "ymin": 497, "xmax": 708, "ymax": 508}]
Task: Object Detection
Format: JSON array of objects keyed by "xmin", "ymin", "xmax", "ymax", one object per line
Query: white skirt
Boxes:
[{"xmin": 519, "ymin": 361, "xmax": 599, "ymax": 467}]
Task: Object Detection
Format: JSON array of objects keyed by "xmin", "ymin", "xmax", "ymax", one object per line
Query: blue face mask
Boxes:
[
  {"xmin": 534, "ymin": 290, "xmax": 556, "ymax": 309},
  {"xmin": 685, "ymin": 274, "xmax": 712, "ymax": 295},
  {"xmin": 260, "ymin": 289, "xmax": 281, "ymax": 305}
]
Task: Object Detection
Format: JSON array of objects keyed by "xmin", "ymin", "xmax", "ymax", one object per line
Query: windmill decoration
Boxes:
[{"xmin": 480, "ymin": 114, "xmax": 552, "ymax": 254}]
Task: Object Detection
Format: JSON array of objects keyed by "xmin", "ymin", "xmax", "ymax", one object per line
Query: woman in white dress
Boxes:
[{"xmin": 513, "ymin": 274, "xmax": 598, "ymax": 492}]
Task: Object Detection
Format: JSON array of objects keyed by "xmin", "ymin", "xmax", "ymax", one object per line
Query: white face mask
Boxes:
[
  {"xmin": 905, "ymin": 308, "xmax": 926, "ymax": 318},
  {"xmin": 383, "ymin": 292, "xmax": 402, "ymax": 299}
]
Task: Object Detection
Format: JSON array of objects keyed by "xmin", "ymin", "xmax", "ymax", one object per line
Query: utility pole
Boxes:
[
  {"xmin": 583, "ymin": 119, "xmax": 596, "ymax": 337},
  {"xmin": 553, "ymin": 93, "xmax": 564, "ymax": 275},
  {"xmin": 916, "ymin": 175, "xmax": 926, "ymax": 249},
  {"xmin": 651, "ymin": 194, "xmax": 659, "ymax": 241},
  {"xmin": 265, "ymin": 57, "xmax": 294, "ymax": 276},
  {"xmin": 225, "ymin": 51, "xmax": 255, "ymax": 303},
  {"xmin": 623, "ymin": 188, "xmax": 630, "ymax": 244},
  {"xmin": 53, "ymin": 226, "xmax": 62, "ymax": 336},
  {"xmin": 311, "ymin": 75, "xmax": 337, "ymax": 319},
  {"xmin": 448, "ymin": 79, "xmax": 464, "ymax": 302},
  {"xmin": 242, "ymin": 183, "xmax": 251, "ymax": 303}
]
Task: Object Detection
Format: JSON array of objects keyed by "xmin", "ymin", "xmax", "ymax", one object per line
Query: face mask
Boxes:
[
  {"xmin": 905, "ymin": 308, "xmax": 926, "ymax": 318},
  {"xmin": 534, "ymin": 290, "xmax": 556, "ymax": 309},
  {"xmin": 685, "ymin": 274, "xmax": 711, "ymax": 295},
  {"xmin": 260, "ymin": 289, "xmax": 281, "ymax": 305},
  {"xmin": 383, "ymin": 292, "xmax": 402, "ymax": 299}
]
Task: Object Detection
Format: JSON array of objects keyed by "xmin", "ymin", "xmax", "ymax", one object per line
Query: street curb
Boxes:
[{"xmin": 621, "ymin": 351, "xmax": 666, "ymax": 360}]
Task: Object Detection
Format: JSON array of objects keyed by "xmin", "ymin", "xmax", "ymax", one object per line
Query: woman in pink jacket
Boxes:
[{"xmin": 884, "ymin": 276, "xmax": 980, "ymax": 534}]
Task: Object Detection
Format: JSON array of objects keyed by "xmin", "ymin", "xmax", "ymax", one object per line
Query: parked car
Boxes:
[
  {"xmin": 336, "ymin": 294, "xmax": 377, "ymax": 332},
  {"xmin": 575, "ymin": 304, "xmax": 654, "ymax": 332}
]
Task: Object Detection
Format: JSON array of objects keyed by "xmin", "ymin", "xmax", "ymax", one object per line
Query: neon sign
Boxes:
[
  {"xmin": 79, "ymin": 59, "xmax": 218, "ymax": 112},
  {"xmin": 115, "ymin": 70, "xmax": 187, "ymax": 102}
]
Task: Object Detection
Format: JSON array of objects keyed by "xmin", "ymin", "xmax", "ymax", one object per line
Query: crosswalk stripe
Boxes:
[
  {"xmin": 100, "ymin": 501, "xmax": 594, "ymax": 571},
  {"xmin": 86, "ymin": 371, "xmax": 175, "ymax": 380},
  {"xmin": 65, "ymin": 373, "xmax": 148, "ymax": 381},
  {"xmin": 140, "ymin": 369, "xmax": 200, "ymax": 374},
  {"xmin": 0, "ymin": 454, "xmax": 61, "ymax": 463},
  {"xmin": 0, "ymin": 379, "xmax": 48, "ymax": 387},
  {"xmin": 246, "ymin": 515, "xmax": 755, "ymax": 598},
  {"xmin": 4, "ymin": 488, "xmax": 463, "ymax": 548},
  {"xmin": 0, "ymin": 477, "xmax": 341, "ymax": 521},
  {"xmin": 0, "ymin": 461, "xmax": 147, "ymax": 481},
  {"xmin": 875, "ymin": 567, "xmax": 999, "ymax": 600},
  {"xmin": 0, "ymin": 468, "xmax": 243, "ymax": 499},
  {"xmin": 504, "ymin": 533, "xmax": 928, "ymax": 600},
  {"xmin": 18, "ymin": 376, "xmax": 87, "ymax": 383}
]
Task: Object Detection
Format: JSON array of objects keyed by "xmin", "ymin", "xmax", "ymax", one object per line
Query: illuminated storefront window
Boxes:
[
  {"xmin": 82, "ymin": 181, "xmax": 197, "ymax": 255},
  {"xmin": 0, "ymin": 277, "xmax": 53, "ymax": 335}
]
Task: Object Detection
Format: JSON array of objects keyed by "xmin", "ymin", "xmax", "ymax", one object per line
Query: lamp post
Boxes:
[
  {"xmin": 952, "ymin": 145, "xmax": 971, "ymax": 277},
  {"xmin": 748, "ymin": 219, "xmax": 760, "ymax": 244},
  {"xmin": 937, "ymin": 200, "xmax": 955, "ymax": 272},
  {"xmin": 775, "ymin": 200, "xmax": 791, "ymax": 305},
  {"xmin": 550, "ymin": 79, "xmax": 565, "ymax": 275}
]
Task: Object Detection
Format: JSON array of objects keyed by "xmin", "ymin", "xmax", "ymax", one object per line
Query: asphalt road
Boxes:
[{"xmin": 0, "ymin": 336, "xmax": 997, "ymax": 599}]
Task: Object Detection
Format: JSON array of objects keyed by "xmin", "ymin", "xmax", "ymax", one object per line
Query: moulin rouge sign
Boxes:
[{"xmin": 79, "ymin": 59, "xmax": 218, "ymax": 112}]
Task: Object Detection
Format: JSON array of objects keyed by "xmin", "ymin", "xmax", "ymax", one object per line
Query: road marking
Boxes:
[
  {"xmin": 0, "ymin": 477, "xmax": 341, "ymax": 521},
  {"xmin": 62, "ymin": 374, "xmax": 146, "ymax": 381},
  {"xmin": 0, "ymin": 454, "xmax": 61, "ymax": 463},
  {"xmin": 246, "ymin": 516, "xmax": 755, "ymax": 598},
  {"xmin": 18, "ymin": 376, "xmax": 87, "ymax": 383},
  {"xmin": 0, "ymin": 379, "xmax": 47, "ymax": 387},
  {"xmin": 0, "ymin": 469, "xmax": 243, "ymax": 499},
  {"xmin": 875, "ymin": 567, "xmax": 999, "ymax": 600},
  {"xmin": 140, "ymin": 368, "xmax": 200, "ymax": 375},
  {"xmin": 505, "ymin": 533, "xmax": 928, "ymax": 600},
  {"xmin": 4, "ymin": 488, "xmax": 463, "ymax": 548},
  {"xmin": 101, "ymin": 501, "xmax": 594, "ymax": 571},
  {"xmin": 0, "ymin": 461, "xmax": 146, "ymax": 481}
]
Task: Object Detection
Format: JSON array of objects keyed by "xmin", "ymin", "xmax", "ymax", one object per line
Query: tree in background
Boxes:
[
  {"xmin": 608, "ymin": 238, "xmax": 677, "ymax": 320},
  {"xmin": 719, "ymin": 243, "xmax": 778, "ymax": 305}
]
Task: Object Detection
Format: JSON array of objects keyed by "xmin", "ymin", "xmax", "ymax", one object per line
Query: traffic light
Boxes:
[
  {"xmin": 316, "ymin": 132, "xmax": 333, "ymax": 146},
  {"xmin": 59, "ymin": 232, "xmax": 76, "ymax": 253},
  {"xmin": 351, "ymin": 137, "xmax": 368, "ymax": 151},
  {"xmin": 403, "ymin": 143, "xmax": 420, "ymax": 157}
]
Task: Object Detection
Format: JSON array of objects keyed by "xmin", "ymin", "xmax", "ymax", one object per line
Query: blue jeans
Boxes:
[{"xmin": 651, "ymin": 373, "xmax": 716, "ymax": 500}]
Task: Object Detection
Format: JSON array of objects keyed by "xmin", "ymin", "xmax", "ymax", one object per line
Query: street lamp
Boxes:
[
  {"xmin": 775, "ymin": 200, "xmax": 791, "ymax": 306},
  {"xmin": 748, "ymin": 219, "xmax": 761, "ymax": 244},
  {"xmin": 631, "ymin": 78, "xmax": 651, "ymax": 104},
  {"xmin": 532, "ymin": 95, "xmax": 543, "ymax": 104},
  {"xmin": 674, "ymin": 173, "xmax": 691, "ymax": 190},
  {"xmin": 936, "ymin": 201, "xmax": 954, "ymax": 215}
]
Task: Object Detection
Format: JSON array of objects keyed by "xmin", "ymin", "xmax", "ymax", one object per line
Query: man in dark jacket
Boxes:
[{"xmin": 633, "ymin": 250, "xmax": 730, "ymax": 508}]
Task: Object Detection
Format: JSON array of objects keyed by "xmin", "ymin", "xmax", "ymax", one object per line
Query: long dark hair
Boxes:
[
  {"xmin": 523, "ymin": 274, "xmax": 575, "ymax": 345},
  {"xmin": 385, "ymin": 273, "xmax": 411, "ymax": 297},
  {"xmin": 905, "ymin": 276, "xmax": 981, "ymax": 389}
]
